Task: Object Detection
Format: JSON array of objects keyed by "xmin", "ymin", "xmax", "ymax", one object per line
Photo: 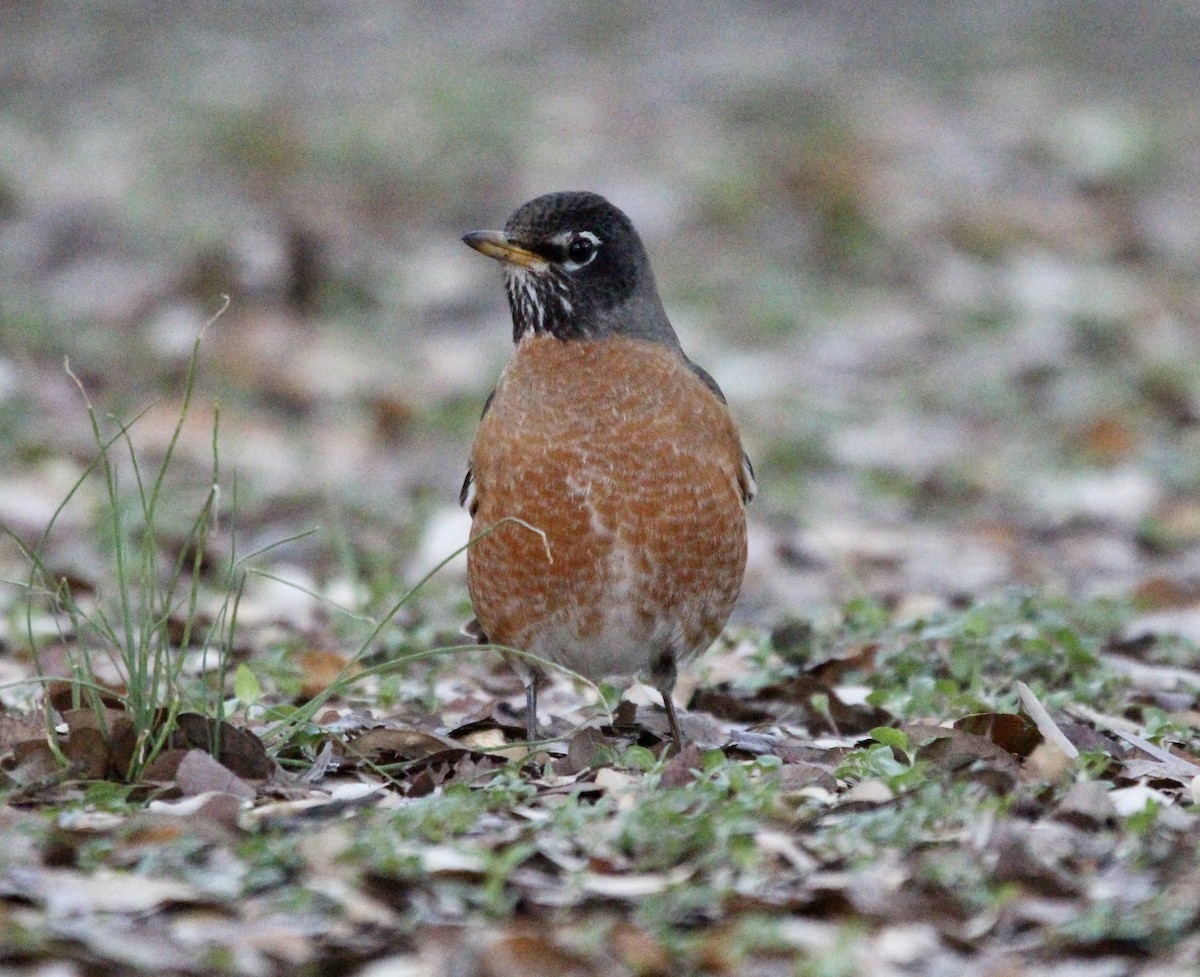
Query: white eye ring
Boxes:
[{"xmin": 563, "ymin": 231, "xmax": 601, "ymax": 270}]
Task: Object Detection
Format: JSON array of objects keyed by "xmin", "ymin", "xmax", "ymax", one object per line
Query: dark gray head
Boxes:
[{"xmin": 463, "ymin": 192, "xmax": 678, "ymax": 345}]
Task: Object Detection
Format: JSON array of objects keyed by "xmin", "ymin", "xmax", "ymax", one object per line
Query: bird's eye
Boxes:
[{"xmin": 565, "ymin": 233, "xmax": 599, "ymax": 266}]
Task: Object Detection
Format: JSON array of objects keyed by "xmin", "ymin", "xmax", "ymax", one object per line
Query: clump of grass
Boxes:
[{"xmin": 6, "ymin": 300, "xmax": 244, "ymax": 780}]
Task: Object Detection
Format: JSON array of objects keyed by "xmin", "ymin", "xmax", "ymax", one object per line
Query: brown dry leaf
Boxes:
[
  {"xmin": 142, "ymin": 748, "xmax": 190, "ymax": 783},
  {"xmin": 1057, "ymin": 720, "xmax": 1126, "ymax": 758},
  {"xmin": 162, "ymin": 607, "xmax": 217, "ymax": 646},
  {"xmin": 186, "ymin": 792, "xmax": 246, "ymax": 831},
  {"xmin": 170, "ymin": 713, "xmax": 274, "ymax": 780},
  {"xmin": 451, "ymin": 930, "xmax": 599, "ymax": 977},
  {"xmin": 48, "ymin": 679, "xmax": 126, "ymax": 712},
  {"xmin": 1080, "ymin": 414, "xmax": 1137, "ymax": 463},
  {"xmin": 1052, "ymin": 780, "xmax": 1118, "ymax": 828},
  {"xmin": 59, "ymin": 706, "xmax": 127, "ymax": 734},
  {"xmin": 0, "ymin": 711, "xmax": 48, "ymax": 755},
  {"xmin": 806, "ymin": 641, "xmax": 880, "ymax": 685},
  {"xmin": 8, "ymin": 738, "xmax": 61, "ymax": 786},
  {"xmin": 623, "ymin": 698, "xmax": 724, "ymax": 749},
  {"xmin": 689, "ymin": 688, "xmax": 770, "ymax": 724},
  {"xmin": 62, "ymin": 725, "xmax": 113, "ymax": 779},
  {"xmin": 953, "ymin": 712, "xmax": 1042, "ymax": 758},
  {"xmin": 296, "ymin": 648, "xmax": 361, "ymax": 698},
  {"xmin": 1133, "ymin": 575, "xmax": 1199, "ymax": 610},
  {"xmin": 344, "ymin": 726, "xmax": 459, "ymax": 765},
  {"xmin": 174, "ymin": 748, "xmax": 256, "ymax": 800},
  {"xmin": 754, "ymin": 674, "xmax": 892, "ymax": 735},
  {"xmin": 401, "ymin": 748, "xmax": 509, "ymax": 796},
  {"xmin": 1121, "ymin": 758, "xmax": 1200, "ymax": 787},
  {"xmin": 658, "ymin": 742, "xmax": 704, "ymax": 789},
  {"xmin": 556, "ymin": 727, "xmax": 614, "ymax": 775},
  {"xmin": 677, "ymin": 709, "xmax": 730, "ymax": 750},
  {"xmin": 776, "ymin": 761, "xmax": 839, "ymax": 793},
  {"xmin": 902, "ymin": 724, "xmax": 1017, "ymax": 787},
  {"xmin": 609, "ymin": 921, "xmax": 673, "ymax": 977},
  {"xmin": 903, "ymin": 725, "xmax": 1020, "ymax": 790},
  {"xmin": 59, "ymin": 709, "xmax": 135, "ymax": 779}
]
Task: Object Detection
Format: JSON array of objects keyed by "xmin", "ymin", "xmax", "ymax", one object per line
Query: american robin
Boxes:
[{"xmin": 460, "ymin": 191, "xmax": 755, "ymax": 749}]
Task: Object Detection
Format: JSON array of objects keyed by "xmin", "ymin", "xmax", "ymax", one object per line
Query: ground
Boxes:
[{"xmin": 1, "ymin": 3, "xmax": 1199, "ymax": 975}]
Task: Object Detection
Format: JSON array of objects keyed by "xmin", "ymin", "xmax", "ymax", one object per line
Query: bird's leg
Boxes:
[
  {"xmin": 524, "ymin": 671, "xmax": 541, "ymax": 742},
  {"xmin": 653, "ymin": 653, "xmax": 683, "ymax": 752},
  {"xmin": 661, "ymin": 691, "xmax": 684, "ymax": 754}
]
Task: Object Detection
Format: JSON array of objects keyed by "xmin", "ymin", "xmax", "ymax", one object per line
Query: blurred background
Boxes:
[{"xmin": 3, "ymin": 1, "xmax": 1200, "ymax": 647}]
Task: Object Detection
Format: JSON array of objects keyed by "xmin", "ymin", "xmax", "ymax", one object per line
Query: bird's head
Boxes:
[{"xmin": 463, "ymin": 191, "xmax": 675, "ymax": 345}]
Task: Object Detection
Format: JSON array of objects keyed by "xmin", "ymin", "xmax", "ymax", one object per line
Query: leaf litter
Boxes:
[{"xmin": 0, "ymin": 592, "xmax": 1197, "ymax": 975}]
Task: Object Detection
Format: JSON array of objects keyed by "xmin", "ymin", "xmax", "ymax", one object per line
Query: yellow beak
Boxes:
[{"xmin": 462, "ymin": 230, "xmax": 547, "ymax": 270}]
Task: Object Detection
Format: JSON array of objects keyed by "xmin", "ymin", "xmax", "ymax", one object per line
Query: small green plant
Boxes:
[
  {"xmin": 859, "ymin": 592, "xmax": 1129, "ymax": 719},
  {"xmin": 4, "ymin": 302, "xmax": 249, "ymax": 781}
]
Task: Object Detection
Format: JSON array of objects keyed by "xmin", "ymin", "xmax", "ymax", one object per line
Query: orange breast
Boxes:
[{"xmin": 466, "ymin": 334, "xmax": 748, "ymax": 681}]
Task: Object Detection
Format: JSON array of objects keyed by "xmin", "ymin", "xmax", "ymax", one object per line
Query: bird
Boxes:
[{"xmin": 460, "ymin": 191, "xmax": 755, "ymax": 750}]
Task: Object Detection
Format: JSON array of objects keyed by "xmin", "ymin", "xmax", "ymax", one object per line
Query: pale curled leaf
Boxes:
[{"xmin": 1016, "ymin": 681, "xmax": 1079, "ymax": 761}]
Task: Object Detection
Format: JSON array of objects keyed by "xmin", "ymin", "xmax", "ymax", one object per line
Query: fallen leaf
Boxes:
[
  {"xmin": 1108, "ymin": 784, "xmax": 1175, "ymax": 816},
  {"xmin": 580, "ymin": 865, "xmax": 694, "ymax": 898},
  {"xmin": 0, "ymin": 711, "xmax": 49, "ymax": 755},
  {"xmin": 1052, "ymin": 781, "xmax": 1117, "ymax": 828},
  {"xmin": 1024, "ymin": 742, "xmax": 1076, "ymax": 783},
  {"xmin": 754, "ymin": 674, "xmax": 893, "ymax": 735},
  {"xmin": 170, "ymin": 713, "xmax": 273, "ymax": 780},
  {"xmin": 904, "ymin": 725, "xmax": 1020, "ymax": 791},
  {"xmin": 344, "ymin": 726, "xmax": 459, "ymax": 765},
  {"xmin": 1120, "ymin": 758, "xmax": 1200, "ymax": 787},
  {"xmin": 841, "ymin": 779, "xmax": 895, "ymax": 805},
  {"xmin": 296, "ymin": 648, "xmax": 361, "ymax": 698},
  {"xmin": 806, "ymin": 642, "xmax": 881, "ymax": 684},
  {"xmin": 455, "ymin": 929, "xmax": 599, "ymax": 977},
  {"xmin": 174, "ymin": 749, "xmax": 255, "ymax": 800},
  {"xmin": 8, "ymin": 738, "xmax": 61, "ymax": 786},
  {"xmin": 1016, "ymin": 681, "xmax": 1079, "ymax": 760},
  {"xmin": 953, "ymin": 712, "xmax": 1042, "ymax": 758},
  {"xmin": 142, "ymin": 748, "xmax": 190, "ymax": 783},
  {"xmin": 1079, "ymin": 414, "xmax": 1137, "ymax": 464},
  {"xmin": 658, "ymin": 743, "xmax": 703, "ymax": 789},
  {"xmin": 559, "ymin": 727, "xmax": 613, "ymax": 775},
  {"xmin": 48, "ymin": 679, "xmax": 125, "ymax": 712},
  {"xmin": 609, "ymin": 921, "xmax": 673, "ymax": 977},
  {"xmin": 62, "ymin": 726, "xmax": 111, "ymax": 779},
  {"xmin": 35, "ymin": 867, "xmax": 203, "ymax": 914}
]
